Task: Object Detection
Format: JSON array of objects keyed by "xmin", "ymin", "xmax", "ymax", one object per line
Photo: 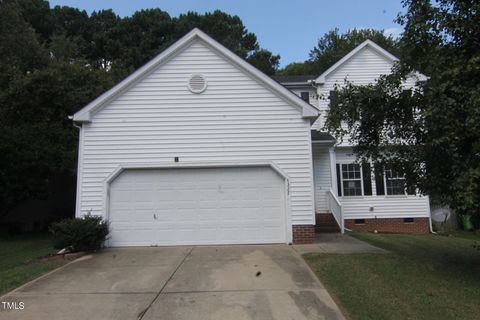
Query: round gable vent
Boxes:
[{"xmin": 188, "ymin": 74, "xmax": 207, "ymax": 93}]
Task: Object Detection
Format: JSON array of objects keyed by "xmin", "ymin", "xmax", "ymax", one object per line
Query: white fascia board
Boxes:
[
  {"xmin": 195, "ymin": 30, "xmax": 319, "ymax": 119},
  {"xmin": 73, "ymin": 29, "xmax": 203, "ymax": 122},
  {"xmin": 315, "ymin": 40, "xmax": 399, "ymax": 84},
  {"xmin": 72, "ymin": 28, "xmax": 319, "ymax": 123}
]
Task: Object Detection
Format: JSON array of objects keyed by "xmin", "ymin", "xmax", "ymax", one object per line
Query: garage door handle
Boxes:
[{"xmin": 153, "ymin": 213, "xmax": 157, "ymax": 220}]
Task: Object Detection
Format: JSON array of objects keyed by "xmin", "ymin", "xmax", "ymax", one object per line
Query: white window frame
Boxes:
[
  {"xmin": 338, "ymin": 162, "xmax": 364, "ymax": 197},
  {"xmin": 383, "ymin": 168, "xmax": 408, "ymax": 196}
]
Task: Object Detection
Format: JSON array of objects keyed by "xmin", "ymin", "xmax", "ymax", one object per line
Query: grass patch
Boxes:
[
  {"xmin": 304, "ymin": 232, "xmax": 480, "ymax": 320},
  {"xmin": 449, "ymin": 230, "xmax": 480, "ymax": 241},
  {"xmin": 0, "ymin": 233, "xmax": 68, "ymax": 295}
]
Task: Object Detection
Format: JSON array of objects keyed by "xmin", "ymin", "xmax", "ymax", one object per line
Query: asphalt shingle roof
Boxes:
[
  {"xmin": 270, "ymin": 75, "xmax": 317, "ymax": 84},
  {"xmin": 311, "ymin": 131, "xmax": 336, "ymax": 142}
]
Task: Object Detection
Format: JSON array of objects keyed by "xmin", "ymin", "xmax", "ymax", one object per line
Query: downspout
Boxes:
[
  {"xmin": 429, "ymin": 213, "xmax": 437, "ymax": 234},
  {"xmin": 69, "ymin": 115, "xmax": 83, "ymax": 217},
  {"xmin": 427, "ymin": 197, "xmax": 437, "ymax": 234},
  {"xmin": 69, "ymin": 115, "xmax": 82, "ymax": 130}
]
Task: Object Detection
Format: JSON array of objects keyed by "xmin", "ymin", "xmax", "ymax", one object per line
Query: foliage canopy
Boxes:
[
  {"xmin": 0, "ymin": 0, "xmax": 280, "ymax": 219},
  {"xmin": 325, "ymin": 0, "xmax": 480, "ymax": 216}
]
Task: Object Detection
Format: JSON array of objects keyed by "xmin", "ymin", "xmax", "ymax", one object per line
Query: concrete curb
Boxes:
[{"xmin": 289, "ymin": 246, "xmax": 347, "ymax": 320}]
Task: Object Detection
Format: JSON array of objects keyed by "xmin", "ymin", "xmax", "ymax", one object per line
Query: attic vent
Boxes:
[{"xmin": 188, "ymin": 74, "xmax": 207, "ymax": 93}]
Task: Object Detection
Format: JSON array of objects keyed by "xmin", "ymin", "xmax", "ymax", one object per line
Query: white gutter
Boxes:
[
  {"xmin": 312, "ymin": 140, "xmax": 336, "ymax": 144},
  {"xmin": 429, "ymin": 213, "xmax": 437, "ymax": 234}
]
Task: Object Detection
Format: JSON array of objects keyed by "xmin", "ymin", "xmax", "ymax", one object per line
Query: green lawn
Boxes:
[
  {"xmin": 0, "ymin": 233, "xmax": 68, "ymax": 295},
  {"xmin": 304, "ymin": 232, "xmax": 480, "ymax": 320}
]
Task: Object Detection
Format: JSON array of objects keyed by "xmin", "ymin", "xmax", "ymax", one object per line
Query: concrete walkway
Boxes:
[
  {"xmin": 294, "ymin": 233, "xmax": 388, "ymax": 254},
  {"xmin": 1, "ymin": 245, "xmax": 345, "ymax": 320}
]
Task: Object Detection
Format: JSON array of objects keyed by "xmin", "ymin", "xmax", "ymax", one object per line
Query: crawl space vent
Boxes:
[{"xmin": 188, "ymin": 74, "xmax": 207, "ymax": 93}]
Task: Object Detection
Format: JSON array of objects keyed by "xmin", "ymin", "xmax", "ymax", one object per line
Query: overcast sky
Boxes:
[{"xmin": 48, "ymin": 0, "xmax": 405, "ymax": 67}]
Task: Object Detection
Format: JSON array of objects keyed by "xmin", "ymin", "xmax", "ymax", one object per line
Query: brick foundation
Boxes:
[
  {"xmin": 345, "ymin": 218, "xmax": 430, "ymax": 234},
  {"xmin": 292, "ymin": 225, "xmax": 315, "ymax": 244}
]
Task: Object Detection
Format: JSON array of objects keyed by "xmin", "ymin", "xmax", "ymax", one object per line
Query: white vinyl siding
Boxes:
[
  {"xmin": 312, "ymin": 145, "xmax": 331, "ymax": 212},
  {"xmin": 341, "ymin": 196, "xmax": 431, "ymax": 219},
  {"xmin": 312, "ymin": 46, "xmax": 419, "ymax": 145},
  {"xmin": 313, "ymin": 46, "xmax": 394, "ymax": 132},
  {"xmin": 334, "ymin": 147, "xmax": 430, "ymax": 219},
  {"xmin": 78, "ymin": 39, "xmax": 315, "ymax": 225}
]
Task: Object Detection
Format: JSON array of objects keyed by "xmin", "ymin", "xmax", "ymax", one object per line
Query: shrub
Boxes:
[{"xmin": 49, "ymin": 215, "xmax": 109, "ymax": 252}]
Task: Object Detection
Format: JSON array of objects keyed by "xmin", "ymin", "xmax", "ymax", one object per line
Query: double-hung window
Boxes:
[
  {"xmin": 336, "ymin": 163, "xmax": 372, "ymax": 197},
  {"xmin": 341, "ymin": 164, "xmax": 362, "ymax": 196},
  {"xmin": 374, "ymin": 165, "xmax": 413, "ymax": 196},
  {"xmin": 385, "ymin": 169, "xmax": 406, "ymax": 195}
]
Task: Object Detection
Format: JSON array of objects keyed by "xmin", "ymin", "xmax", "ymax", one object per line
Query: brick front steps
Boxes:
[{"xmin": 315, "ymin": 213, "xmax": 341, "ymax": 233}]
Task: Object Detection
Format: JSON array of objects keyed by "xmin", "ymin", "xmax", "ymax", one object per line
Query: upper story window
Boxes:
[{"xmin": 300, "ymin": 91, "xmax": 309, "ymax": 102}]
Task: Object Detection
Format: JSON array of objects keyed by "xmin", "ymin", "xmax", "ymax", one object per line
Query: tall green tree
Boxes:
[
  {"xmin": 325, "ymin": 0, "xmax": 480, "ymax": 218},
  {"xmin": 174, "ymin": 11, "xmax": 258, "ymax": 58},
  {"xmin": 279, "ymin": 28, "xmax": 399, "ymax": 76},
  {"xmin": 247, "ymin": 49, "xmax": 280, "ymax": 75},
  {"xmin": 0, "ymin": 62, "xmax": 114, "ymax": 218},
  {"xmin": 0, "ymin": 0, "xmax": 281, "ymax": 221},
  {"xmin": 0, "ymin": 0, "xmax": 49, "ymax": 89},
  {"xmin": 172, "ymin": 11, "xmax": 280, "ymax": 75},
  {"xmin": 114, "ymin": 8, "xmax": 174, "ymax": 71}
]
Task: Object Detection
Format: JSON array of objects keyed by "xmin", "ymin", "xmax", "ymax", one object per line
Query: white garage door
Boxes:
[{"xmin": 108, "ymin": 166, "xmax": 286, "ymax": 246}]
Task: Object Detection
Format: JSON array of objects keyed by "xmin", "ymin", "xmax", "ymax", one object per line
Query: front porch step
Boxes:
[{"xmin": 315, "ymin": 212, "xmax": 341, "ymax": 233}]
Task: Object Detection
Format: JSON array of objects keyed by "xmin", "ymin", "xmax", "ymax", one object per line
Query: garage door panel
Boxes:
[
  {"xmin": 154, "ymin": 186, "xmax": 178, "ymax": 201},
  {"xmin": 198, "ymin": 210, "xmax": 220, "ymax": 221},
  {"xmin": 153, "ymin": 209, "xmax": 173, "ymax": 221},
  {"xmin": 196, "ymin": 188, "xmax": 220, "ymax": 199},
  {"xmin": 108, "ymin": 166, "xmax": 286, "ymax": 246},
  {"xmin": 196, "ymin": 200, "xmax": 218, "ymax": 209},
  {"xmin": 216, "ymin": 201, "xmax": 240, "ymax": 210},
  {"xmin": 177, "ymin": 210, "xmax": 196, "ymax": 222}
]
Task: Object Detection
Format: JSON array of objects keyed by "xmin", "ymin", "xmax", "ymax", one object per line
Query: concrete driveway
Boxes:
[{"xmin": 1, "ymin": 245, "xmax": 344, "ymax": 320}]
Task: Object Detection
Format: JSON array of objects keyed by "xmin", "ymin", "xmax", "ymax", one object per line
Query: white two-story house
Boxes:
[
  {"xmin": 273, "ymin": 40, "xmax": 431, "ymax": 236},
  {"xmin": 72, "ymin": 29, "xmax": 432, "ymax": 246}
]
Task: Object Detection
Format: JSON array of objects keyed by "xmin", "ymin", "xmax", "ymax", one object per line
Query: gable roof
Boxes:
[
  {"xmin": 314, "ymin": 40, "xmax": 400, "ymax": 84},
  {"xmin": 73, "ymin": 28, "xmax": 319, "ymax": 123}
]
